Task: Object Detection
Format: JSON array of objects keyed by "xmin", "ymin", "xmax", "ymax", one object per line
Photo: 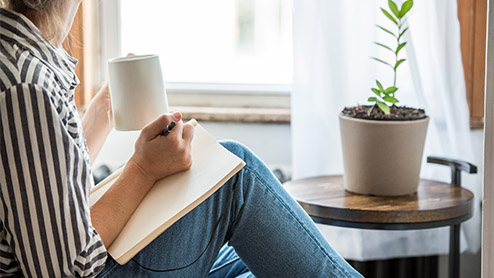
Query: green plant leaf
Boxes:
[
  {"xmin": 368, "ymin": 97, "xmax": 378, "ymax": 102},
  {"xmin": 396, "ymin": 42, "xmax": 407, "ymax": 54},
  {"xmin": 376, "ymin": 25, "xmax": 397, "ymax": 38},
  {"xmin": 383, "ymin": 96, "xmax": 399, "ymax": 104},
  {"xmin": 376, "ymin": 80, "xmax": 384, "ymax": 91},
  {"xmin": 400, "ymin": 0, "xmax": 414, "ymax": 18},
  {"xmin": 377, "ymin": 101, "xmax": 390, "ymax": 114},
  {"xmin": 372, "ymin": 57, "xmax": 394, "ymax": 69},
  {"xmin": 381, "ymin": 8, "xmax": 398, "ymax": 25},
  {"xmin": 394, "ymin": 58, "xmax": 406, "ymax": 70},
  {"xmin": 388, "ymin": 0, "xmax": 401, "ymax": 19},
  {"xmin": 371, "ymin": 88, "xmax": 381, "ymax": 96},
  {"xmin": 384, "ymin": 86, "xmax": 398, "ymax": 95},
  {"xmin": 375, "ymin": 42, "xmax": 394, "ymax": 53},
  {"xmin": 398, "ymin": 27, "xmax": 409, "ymax": 40}
]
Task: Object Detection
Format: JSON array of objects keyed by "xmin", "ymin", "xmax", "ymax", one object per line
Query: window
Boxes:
[
  {"xmin": 120, "ymin": 0, "xmax": 292, "ymax": 86},
  {"xmin": 94, "ymin": 0, "xmax": 293, "ymax": 112},
  {"xmin": 74, "ymin": 1, "xmax": 485, "ymax": 126}
]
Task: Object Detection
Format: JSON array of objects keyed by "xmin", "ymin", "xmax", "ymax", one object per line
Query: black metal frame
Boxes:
[
  {"xmin": 427, "ymin": 156, "xmax": 477, "ymax": 278},
  {"xmin": 427, "ymin": 156, "xmax": 477, "ymax": 186},
  {"xmin": 310, "ymin": 213, "xmax": 473, "ymax": 231}
]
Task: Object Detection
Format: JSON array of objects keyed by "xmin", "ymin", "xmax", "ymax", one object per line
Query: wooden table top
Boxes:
[{"xmin": 284, "ymin": 176, "xmax": 474, "ymax": 226}]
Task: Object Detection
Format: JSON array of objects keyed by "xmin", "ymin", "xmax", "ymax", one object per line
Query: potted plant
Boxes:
[{"xmin": 339, "ymin": 0, "xmax": 429, "ymax": 196}]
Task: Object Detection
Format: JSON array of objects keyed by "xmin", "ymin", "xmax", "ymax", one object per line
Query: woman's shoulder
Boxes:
[{"xmin": 0, "ymin": 46, "xmax": 58, "ymax": 92}]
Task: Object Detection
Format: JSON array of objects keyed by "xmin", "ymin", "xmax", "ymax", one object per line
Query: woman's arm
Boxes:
[
  {"xmin": 1, "ymin": 84, "xmax": 110, "ymax": 277},
  {"xmin": 90, "ymin": 160, "xmax": 155, "ymax": 247},
  {"xmin": 90, "ymin": 112, "xmax": 195, "ymax": 247},
  {"xmin": 83, "ymin": 54, "xmax": 136, "ymax": 163},
  {"xmin": 81, "ymin": 84, "xmax": 113, "ymax": 164}
]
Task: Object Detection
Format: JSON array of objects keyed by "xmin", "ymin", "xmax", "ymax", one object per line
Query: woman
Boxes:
[{"xmin": 0, "ymin": 0, "xmax": 362, "ymax": 277}]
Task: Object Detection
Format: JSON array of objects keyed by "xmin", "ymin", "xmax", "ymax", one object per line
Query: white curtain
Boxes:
[{"xmin": 292, "ymin": 0, "xmax": 482, "ymax": 260}]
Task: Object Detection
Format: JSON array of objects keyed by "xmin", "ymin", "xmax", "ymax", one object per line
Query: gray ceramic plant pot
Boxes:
[{"xmin": 339, "ymin": 114, "xmax": 429, "ymax": 196}]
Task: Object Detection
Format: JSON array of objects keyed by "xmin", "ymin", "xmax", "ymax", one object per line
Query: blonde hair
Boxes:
[{"xmin": 1, "ymin": 0, "xmax": 64, "ymax": 42}]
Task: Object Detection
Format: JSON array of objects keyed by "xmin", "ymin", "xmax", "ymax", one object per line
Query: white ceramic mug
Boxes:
[{"xmin": 108, "ymin": 54, "xmax": 169, "ymax": 131}]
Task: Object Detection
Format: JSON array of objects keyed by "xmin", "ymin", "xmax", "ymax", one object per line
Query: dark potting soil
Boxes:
[{"xmin": 341, "ymin": 105, "xmax": 427, "ymax": 121}]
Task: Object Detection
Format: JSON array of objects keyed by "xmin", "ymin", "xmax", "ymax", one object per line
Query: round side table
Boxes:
[{"xmin": 284, "ymin": 175, "xmax": 474, "ymax": 278}]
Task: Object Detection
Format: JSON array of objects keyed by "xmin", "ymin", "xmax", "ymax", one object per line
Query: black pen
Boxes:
[{"xmin": 160, "ymin": 121, "xmax": 176, "ymax": 136}]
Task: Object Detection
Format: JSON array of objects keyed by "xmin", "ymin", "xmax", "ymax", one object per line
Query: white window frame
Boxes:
[
  {"xmin": 97, "ymin": 0, "xmax": 291, "ymax": 110},
  {"xmin": 483, "ymin": 0, "xmax": 494, "ymax": 276}
]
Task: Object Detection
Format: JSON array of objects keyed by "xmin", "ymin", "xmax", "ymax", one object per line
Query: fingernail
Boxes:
[{"xmin": 172, "ymin": 111, "xmax": 182, "ymax": 120}]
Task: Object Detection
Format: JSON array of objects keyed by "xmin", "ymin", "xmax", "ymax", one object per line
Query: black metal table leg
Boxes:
[{"xmin": 449, "ymin": 224, "xmax": 461, "ymax": 278}]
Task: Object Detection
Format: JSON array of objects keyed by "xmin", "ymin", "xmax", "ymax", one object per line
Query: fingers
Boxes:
[
  {"xmin": 182, "ymin": 123, "xmax": 194, "ymax": 144},
  {"xmin": 141, "ymin": 114, "xmax": 178, "ymax": 140},
  {"xmin": 171, "ymin": 117, "xmax": 184, "ymax": 140},
  {"xmin": 170, "ymin": 112, "xmax": 193, "ymax": 144},
  {"xmin": 172, "ymin": 111, "xmax": 182, "ymax": 122},
  {"xmin": 140, "ymin": 112, "xmax": 194, "ymax": 144},
  {"xmin": 140, "ymin": 112, "xmax": 188, "ymax": 140}
]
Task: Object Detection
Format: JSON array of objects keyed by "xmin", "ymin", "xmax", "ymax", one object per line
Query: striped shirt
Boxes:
[{"xmin": 0, "ymin": 8, "xmax": 107, "ymax": 277}]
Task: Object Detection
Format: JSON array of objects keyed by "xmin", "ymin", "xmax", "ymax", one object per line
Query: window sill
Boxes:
[{"xmin": 170, "ymin": 106, "xmax": 291, "ymax": 124}]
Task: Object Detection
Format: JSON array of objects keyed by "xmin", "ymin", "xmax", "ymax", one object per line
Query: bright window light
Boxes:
[{"xmin": 120, "ymin": 0, "xmax": 293, "ymax": 86}]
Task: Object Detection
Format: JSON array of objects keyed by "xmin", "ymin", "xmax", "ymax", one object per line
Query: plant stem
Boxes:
[{"xmin": 394, "ymin": 21, "xmax": 401, "ymax": 87}]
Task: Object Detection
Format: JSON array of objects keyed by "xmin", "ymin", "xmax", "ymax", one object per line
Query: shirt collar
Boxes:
[{"xmin": 0, "ymin": 8, "xmax": 80, "ymax": 91}]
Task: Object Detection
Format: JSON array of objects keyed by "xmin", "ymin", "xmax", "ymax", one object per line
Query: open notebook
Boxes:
[{"xmin": 89, "ymin": 119, "xmax": 246, "ymax": 264}]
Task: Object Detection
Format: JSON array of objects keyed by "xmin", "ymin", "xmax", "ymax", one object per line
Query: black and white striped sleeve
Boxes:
[{"xmin": 0, "ymin": 83, "xmax": 107, "ymax": 277}]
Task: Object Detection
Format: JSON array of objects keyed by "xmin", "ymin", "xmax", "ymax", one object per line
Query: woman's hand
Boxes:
[
  {"xmin": 128, "ymin": 112, "xmax": 195, "ymax": 183},
  {"xmin": 82, "ymin": 83, "xmax": 113, "ymax": 163},
  {"xmin": 94, "ymin": 83, "xmax": 113, "ymax": 127},
  {"xmin": 92, "ymin": 111, "xmax": 193, "ymax": 247}
]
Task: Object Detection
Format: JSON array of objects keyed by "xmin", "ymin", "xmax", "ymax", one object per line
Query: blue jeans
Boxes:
[{"xmin": 97, "ymin": 141, "xmax": 362, "ymax": 278}]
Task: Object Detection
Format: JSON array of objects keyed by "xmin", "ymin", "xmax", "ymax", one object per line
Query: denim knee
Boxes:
[
  {"xmin": 218, "ymin": 140, "xmax": 273, "ymax": 184},
  {"xmin": 219, "ymin": 140, "xmax": 251, "ymax": 161}
]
